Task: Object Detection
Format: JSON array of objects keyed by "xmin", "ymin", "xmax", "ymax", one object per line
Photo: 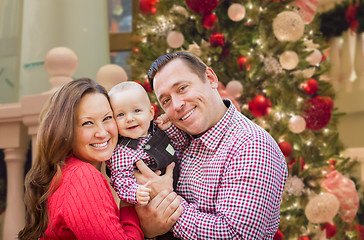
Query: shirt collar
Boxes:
[{"xmin": 197, "ymin": 99, "xmax": 236, "ymax": 150}]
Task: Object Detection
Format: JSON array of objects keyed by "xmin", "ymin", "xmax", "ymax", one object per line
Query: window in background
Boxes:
[{"xmin": 108, "ymin": 0, "xmax": 138, "ymax": 79}]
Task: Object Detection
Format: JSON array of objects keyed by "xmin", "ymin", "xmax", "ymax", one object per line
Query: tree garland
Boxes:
[{"xmin": 319, "ymin": 0, "xmax": 364, "ymax": 39}]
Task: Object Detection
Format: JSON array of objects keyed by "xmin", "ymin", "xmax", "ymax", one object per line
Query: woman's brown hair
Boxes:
[{"xmin": 18, "ymin": 78, "xmax": 109, "ymax": 239}]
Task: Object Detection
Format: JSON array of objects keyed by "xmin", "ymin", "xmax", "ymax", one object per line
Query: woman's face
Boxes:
[{"xmin": 72, "ymin": 92, "xmax": 118, "ymax": 169}]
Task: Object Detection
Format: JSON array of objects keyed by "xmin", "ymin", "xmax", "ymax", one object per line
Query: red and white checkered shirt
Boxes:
[
  {"xmin": 166, "ymin": 100, "xmax": 288, "ymax": 239},
  {"xmin": 107, "ymin": 124, "xmax": 188, "ymax": 204},
  {"xmin": 107, "ymin": 135, "xmax": 155, "ymax": 204}
]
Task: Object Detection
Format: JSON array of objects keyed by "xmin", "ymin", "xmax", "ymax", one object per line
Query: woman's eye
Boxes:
[{"xmin": 82, "ymin": 121, "xmax": 92, "ymax": 126}]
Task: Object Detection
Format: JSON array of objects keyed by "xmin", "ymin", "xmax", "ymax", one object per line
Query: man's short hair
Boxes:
[{"xmin": 148, "ymin": 52, "xmax": 208, "ymax": 90}]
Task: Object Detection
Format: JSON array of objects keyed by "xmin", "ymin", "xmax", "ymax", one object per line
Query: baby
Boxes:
[{"xmin": 107, "ymin": 81, "xmax": 179, "ymax": 205}]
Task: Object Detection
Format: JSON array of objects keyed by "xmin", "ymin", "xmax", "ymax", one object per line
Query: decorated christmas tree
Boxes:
[{"xmin": 128, "ymin": 0, "xmax": 364, "ymax": 239}]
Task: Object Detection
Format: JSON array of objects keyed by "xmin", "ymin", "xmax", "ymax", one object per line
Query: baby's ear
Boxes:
[{"xmin": 150, "ymin": 105, "xmax": 155, "ymax": 120}]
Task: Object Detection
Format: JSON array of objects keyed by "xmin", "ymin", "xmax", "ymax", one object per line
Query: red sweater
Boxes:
[{"xmin": 41, "ymin": 156, "xmax": 143, "ymax": 240}]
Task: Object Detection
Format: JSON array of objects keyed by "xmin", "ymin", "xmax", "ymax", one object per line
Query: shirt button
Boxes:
[{"xmin": 144, "ymin": 144, "xmax": 151, "ymax": 150}]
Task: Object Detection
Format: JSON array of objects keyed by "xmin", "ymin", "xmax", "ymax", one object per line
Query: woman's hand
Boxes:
[
  {"xmin": 135, "ymin": 189, "xmax": 184, "ymax": 238},
  {"xmin": 134, "ymin": 160, "xmax": 174, "ymax": 199}
]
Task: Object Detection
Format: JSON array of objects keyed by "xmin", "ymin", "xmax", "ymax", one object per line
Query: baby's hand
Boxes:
[
  {"xmin": 136, "ymin": 181, "xmax": 151, "ymax": 205},
  {"xmin": 155, "ymin": 114, "xmax": 171, "ymax": 130}
]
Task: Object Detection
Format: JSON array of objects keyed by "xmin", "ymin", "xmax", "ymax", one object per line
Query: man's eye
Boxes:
[
  {"xmin": 162, "ymin": 98, "xmax": 170, "ymax": 105},
  {"xmin": 179, "ymin": 85, "xmax": 188, "ymax": 92}
]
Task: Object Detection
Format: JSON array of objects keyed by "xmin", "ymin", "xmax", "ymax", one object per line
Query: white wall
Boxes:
[
  {"xmin": 17, "ymin": 0, "xmax": 110, "ymax": 99},
  {"xmin": 0, "ymin": 0, "xmax": 22, "ymax": 103}
]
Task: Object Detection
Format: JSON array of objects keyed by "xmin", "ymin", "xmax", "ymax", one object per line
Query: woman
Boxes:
[{"xmin": 18, "ymin": 78, "xmax": 143, "ymax": 239}]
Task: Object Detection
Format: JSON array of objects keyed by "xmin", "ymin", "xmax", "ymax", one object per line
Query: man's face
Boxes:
[{"xmin": 153, "ymin": 59, "xmax": 220, "ymax": 137}]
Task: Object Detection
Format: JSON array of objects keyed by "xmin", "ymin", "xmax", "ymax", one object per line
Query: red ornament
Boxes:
[
  {"xmin": 209, "ymin": 33, "xmax": 225, "ymax": 47},
  {"xmin": 278, "ymin": 141, "xmax": 293, "ymax": 158},
  {"xmin": 345, "ymin": 3, "xmax": 359, "ymax": 32},
  {"xmin": 328, "ymin": 158, "xmax": 336, "ymax": 166},
  {"xmin": 303, "ymin": 96, "xmax": 333, "ymax": 130},
  {"xmin": 185, "ymin": 0, "xmax": 219, "ymax": 14},
  {"xmin": 143, "ymin": 78, "xmax": 153, "ymax": 92},
  {"xmin": 202, "ymin": 13, "xmax": 218, "ymax": 29},
  {"xmin": 321, "ymin": 222, "xmax": 337, "ymax": 238},
  {"xmin": 248, "ymin": 95, "xmax": 272, "ymax": 118},
  {"xmin": 289, "ymin": 157, "xmax": 305, "ymax": 170},
  {"xmin": 321, "ymin": 54, "xmax": 326, "ymax": 62},
  {"xmin": 325, "ymin": 97, "xmax": 334, "ymax": 109},
  {"xmin": 298, "ymin": 237, "xmax": 311, "ymax": 240},
  {"xmin": 273, "ymin": 229, "xmax": 284, "ymax": 240},
  {"xmin": 139, "ymin": 0, "xmax": 159, "ymax": 15},
  {"xmin": 237, "ymin": 56, "xmax": 251, "ymax": 70},
  {"xmin": 221, "ymin": 47, "xmax": 230, "ymax": 57},
  {"xmin": 302, "ymin": 78, "xmax": 318, "ymax": 95},
  {"xmin": 327, "ymin": 158, "xmax": 336, "ymax": 171},
  {"xmin": 353, "ymin": 224, "xmax": 364, "ymax": 240}
]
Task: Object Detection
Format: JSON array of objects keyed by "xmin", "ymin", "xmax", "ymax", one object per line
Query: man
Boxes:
[{"xmin": 136, "ymin": 52, "xmax": 288, "ymax": 239}]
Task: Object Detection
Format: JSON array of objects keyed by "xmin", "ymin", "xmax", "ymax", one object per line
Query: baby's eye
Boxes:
[
  {"xmin": 117, "ymin": 113, "xmax": 124, "ymax": 117},
  {"xmin": 135, "ymin": 109, "xmax": 141, "ymax": 113},
  {"xmin": 104, "ymin": 116, "xmax": 113, "ymax": 121}
]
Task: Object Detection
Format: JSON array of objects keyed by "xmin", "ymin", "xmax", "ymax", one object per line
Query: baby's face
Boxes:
[{"xmin": 110, "ymin": 88, "xmax": 154, "ymax": 139}]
